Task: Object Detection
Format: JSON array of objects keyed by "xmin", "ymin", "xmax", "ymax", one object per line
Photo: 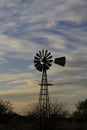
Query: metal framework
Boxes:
[{"xmin": 38, "ymin": 70, "xmax": 50, "ymax": 130}]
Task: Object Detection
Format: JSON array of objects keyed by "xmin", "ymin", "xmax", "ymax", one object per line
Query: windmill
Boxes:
[{"xmin": 34, "ymin": 49, "xmax": 66, "ymax": 130}]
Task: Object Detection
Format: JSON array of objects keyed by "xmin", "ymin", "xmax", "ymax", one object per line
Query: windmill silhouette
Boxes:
[{"xmin": 34, "ymin": 49, "xmax": 66, "ymax": 130}]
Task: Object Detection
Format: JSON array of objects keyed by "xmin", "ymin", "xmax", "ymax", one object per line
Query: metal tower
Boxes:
[
  {"xmin": 34, "ymin": 49, "xmax": 66, "ymax": 130},
  {"xmin": 38, "ymin": 70, "xmax": 50, "ymax": 130}
]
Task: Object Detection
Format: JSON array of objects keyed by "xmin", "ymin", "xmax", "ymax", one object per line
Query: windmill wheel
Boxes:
[{"xmin": 34, "ymin": 49, "xmax": 53, "ymax": 72}]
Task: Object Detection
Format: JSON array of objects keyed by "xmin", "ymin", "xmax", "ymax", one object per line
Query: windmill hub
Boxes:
[{"xmin": 42, "ymin": 57, "xmax": 46, "ymax": 63}]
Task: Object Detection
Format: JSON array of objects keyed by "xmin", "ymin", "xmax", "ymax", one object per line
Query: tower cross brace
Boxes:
[{"xmin": 39, "ymin": 70, "xmax": 50, "ymax": 118}]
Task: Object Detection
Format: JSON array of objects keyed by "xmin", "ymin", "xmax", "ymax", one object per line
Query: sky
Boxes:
[{"xmin": 0, "ymin": 0, "xmax": 87, "ymax": 114}]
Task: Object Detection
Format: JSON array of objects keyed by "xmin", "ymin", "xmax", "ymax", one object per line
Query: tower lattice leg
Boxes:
[{"xmin": 38, "ymin": 70, "xmax": 50, "ymax": 130}]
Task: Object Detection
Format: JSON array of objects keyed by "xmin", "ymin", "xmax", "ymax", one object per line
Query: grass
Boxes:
[{"xmin": 0, "ymin": 121, "xmax": 87, "ymax": 130}]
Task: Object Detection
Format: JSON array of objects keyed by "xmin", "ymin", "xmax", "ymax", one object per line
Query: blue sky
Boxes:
[{"xmin": 0, "ymin": 0, "xmax": 87, "ymax": 113}]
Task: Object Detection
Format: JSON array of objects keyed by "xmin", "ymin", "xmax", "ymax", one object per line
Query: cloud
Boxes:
[
  {"xmin": 0, "ymin": 35, "xmax": 43, "ymax": 61},
  {"xmin": 0, "ymin": 0, "xmax": 87, "ymax": 38},
  {"xmin": 0, "ymin": 57, "xmax": 8, "ymax": 64}
]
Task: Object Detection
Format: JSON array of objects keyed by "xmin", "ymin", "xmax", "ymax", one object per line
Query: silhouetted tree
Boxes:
[
  {"xmin": 0, "ymin": 99, "xmax": 14, "ymax": 123},
  {"xmin": 0, "ymin": 99, "xmax": 13, "ymax": 115},
  {"xmin": 50, "ymin": 100, "xmax": 68, "ymax": 119},
  {"xmin": 25, "ymin": 100, "xmax": 68, "ymax": 120},
  {"xmin": 73, "ymin": 98, "xmax": 87, "ymax": 121},
  {"xmin": 25, "ymin": 100, "xmax": 68, "ymax": 130}
]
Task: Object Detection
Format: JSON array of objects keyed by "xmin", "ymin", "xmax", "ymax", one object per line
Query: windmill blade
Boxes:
[
  {"xmin": 39, "ymin": 50, "xmax": 42, "ymax": 57},
  {"xmin": 46, "ymin": 62, "xmax": 52, "ymax": 67},
  {"xmin": 46, "ymin": 52, "xmax": 51, "ymax": 58},
  {"xmin": 44, "ymin": 64, "xmax": 49, "ymax": 70},
  {"xmin": 54, "ymin": 57, "xmax": 66, "ymax": 66},
  {"xmin": 34, "ymin": 63, "xmax": 42, "ymax": 71},
  {"xmin": 47, "ymin": 60, "xmax": 53, "ymax": 63},
  {"xmin": 45, "ymin": 50, "xmax": 48, "ymax": 57},
  {"xmin": 42, "ymin": 49, "xmax": 44, "ymax": 57},
  {"xmin": 47, "ymin": 55, "xmax": 52, "ymax": 59},
  {"xmin": 34, "ymin": 62, "xmax": 40, "ymax": 68},
  {"xmin": 36, "ymin": 53, "xmax": 41, "ymax": 58},
  {"xmin": 34, "ymin": 56, "xmax": 40, "ymax": 61},
  {"xmin": 34, "ymin": 60, "xmax": 40, "ymax": 64},
  {"xmin": 37, "ymin": 64, "xmax": 42, "ymax": 71}
]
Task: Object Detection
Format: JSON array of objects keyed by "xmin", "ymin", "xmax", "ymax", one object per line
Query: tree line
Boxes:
[{"xmin": 0, "ymin": 98, "xmax": 87, "ymax": 123}]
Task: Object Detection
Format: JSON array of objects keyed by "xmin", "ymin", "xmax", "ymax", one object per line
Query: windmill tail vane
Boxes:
[{"xmin": 54, "ymin": 57, "xmax": 66, "ymax": 66}]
